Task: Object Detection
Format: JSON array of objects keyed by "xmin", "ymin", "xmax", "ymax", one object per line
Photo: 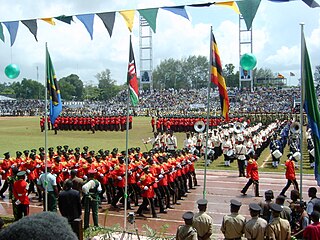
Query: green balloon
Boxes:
[
  {"xmin": 5, "ymin": 64, "xmax": 20, "ymax": 79},
  {"xmin": 240, "ymin": 53, "xmax": 257, "ymax": 70}
]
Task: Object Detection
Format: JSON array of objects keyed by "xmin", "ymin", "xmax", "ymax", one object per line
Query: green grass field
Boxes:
[{"xmin": 0, "ymin": 116, "xmax": 314, "ymax": 174}]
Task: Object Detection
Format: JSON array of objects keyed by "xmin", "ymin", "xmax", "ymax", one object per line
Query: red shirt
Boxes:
[
  {"xmin": 285, "ymin": 159, "xmax": 296, "ymax": 180},
  {"xmin": 246, "ymin": 159, "xmax": 259, "ymax": 180},
  {"xmin": 303, "ymin": 222, "xmax": 320, "ymax": 240},
  {"xmin": 13, "ymin": 179, "xmax": 30, "ymax": 205}
]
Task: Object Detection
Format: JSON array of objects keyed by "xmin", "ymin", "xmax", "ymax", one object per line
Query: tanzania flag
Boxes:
[
  {"xmin": 46, "ymin": 46, "xmax": 62, "ymax": 125},
  {"xmin": 290, "ymin": 72, "xmax": 295, "ymax": 76},
  {"xmin": 127, "ymin": 36, "xmax": 139, "ymax": 106},
  {"xmin": 210, "ymin": 32, "xmax": 229, "ymax": 121},
  {"xmin": 303, "ymin": 34, "xmax": 320, "ymax": 186}
]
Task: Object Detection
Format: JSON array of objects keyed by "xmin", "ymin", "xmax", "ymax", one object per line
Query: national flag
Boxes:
[
  {"xmin": 302, "ymin": 34, "xmax": 320, "ymax": 186},
  {"xmin": 210, "ymin": 32, "xmax": 229, "ymax": 121},
  {"xmin": 290, "ymin": 72, "xmax": 295, "ymax": 76},
  {"xmin": 46, "ymin": 46, "xmax": 62, "ymax": 125},
  {"xmin": 277, "ymin": 73, "xmax": 285, "ymax": 79},
  {"xmin": 127, "ymin": 36, "xmax": 139, "ymax": 106}
]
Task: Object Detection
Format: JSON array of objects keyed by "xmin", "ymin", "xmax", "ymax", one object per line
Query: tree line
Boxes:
[{"xmin": 1, "ymin": 55, "xmax": 318, "ymax": 100}]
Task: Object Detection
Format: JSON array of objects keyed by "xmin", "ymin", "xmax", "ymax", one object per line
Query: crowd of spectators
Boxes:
[{"xmin": 0, "ymin": 87, "xmax": 307, "ymax": 117}]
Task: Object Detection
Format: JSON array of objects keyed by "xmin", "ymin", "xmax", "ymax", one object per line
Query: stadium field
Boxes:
[{"xmin": 0, "ymin": 116, "xmax": 314, "ymax": 174}]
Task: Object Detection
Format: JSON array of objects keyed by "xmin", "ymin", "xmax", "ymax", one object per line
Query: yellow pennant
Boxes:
[
  {"xmin": 215, "ymin": 1, "xmax": 240, "ymax": 15},
  {"xmin": 119, "ymin": 10, "xmax": 135, "ymax": 32},
  {"xmin": 40, "ymin": 18, "xmax": 56, "ymax": 25}
]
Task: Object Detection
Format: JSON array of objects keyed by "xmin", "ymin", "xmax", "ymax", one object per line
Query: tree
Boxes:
[
  {"xmin": 96, "ymin": 69, "xmax": 121, "ymax": 100},
  {"xmin": 12, "ymin": 79, "xmax": 45, "ymax": 99},
  {"xmin": 83, "ymin": 85, "xmax": 100, "ymax": 101},
  {"xmin": 152, "ymin": 56, "xmax": 209, "ymax": 90},
  {"xmin": 59, "ymin": 74, "xmax": 84, "ymax": 100},
  {"xmin": 223, "ymin": 63, "xmax": 239, "ymax": 87}
]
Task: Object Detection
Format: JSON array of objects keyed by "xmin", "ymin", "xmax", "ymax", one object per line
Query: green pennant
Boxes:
[
  {"xmin": 0, "ymin": 23, "xmax": 4, "ymax": 42},
  {"xmin": 138, "ymin": 8, "xmax": 158, "ymax": 33},
  {"xmin": 236, "ymin": 0, "xmax": 261, "ymax": 30}
]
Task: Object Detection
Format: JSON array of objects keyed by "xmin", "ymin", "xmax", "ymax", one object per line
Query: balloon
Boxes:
[
  {"xmin": 240, "ymin": 53, "xmax": 257, "ymax": 70},
  {"xmin": 5, "ymin": 64, "xmax": 20, "ymax": 79}
]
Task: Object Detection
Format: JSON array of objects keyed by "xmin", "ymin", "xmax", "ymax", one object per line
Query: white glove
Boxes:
[
  {"xmin": 36, "ymin": 164, "xmax": 41, "ymax": 168},
  {"xmin": 143, "ymin": 186, "xmax": 148, "ymax": 191},
  {"xmin": 128, "ymin": 170, "xmax": 132, "ymax": 175},
  {"xmin": 75, "ymin": 163, "xmax": 79, "ymax": 167},
  {"xmin": 83, "ymin": 175, "xmax": 88, "ymax": 180},
  {"xmin": 136, "ymin": 173, "xmax": 140, "ymax": 177},
  {"xmin": 159, "ymin": 174, "xmax": 164, "ymax": 179},
  {"xmin": 117, "ymin": 176, "xmax": 122, "ymax": 180},
  {"xmin": 15, "ymin": 199, "xmax": 21, "ymax": 205},
  {"xmin": 109, "ymin": 167, "xmax": 113, "ymax": 171},
  {"xmin": 100, "ymin": 173, "xmax": 104, "ymax": 177},
  {"xmin": 1, "ymin": 170, "xmax": 5, "ymax": 174},
  {"xmin": 26, "ymin": 169, "xmax": 31, "ymax": 174},
  {"xmin": 139, "ymin": 165, "xmax": 143, "ymax": 169},
  {"xmin": 26, "ymin": 183, "xmax": 29, "ymax": 191}
]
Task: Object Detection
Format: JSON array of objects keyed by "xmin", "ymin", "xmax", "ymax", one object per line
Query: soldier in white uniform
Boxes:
[
  {"xmin": 212, "ymin": 129, "xmax": 222, "ymax": 160},
  {"xmin": 235, "ymin": 137, "xmax": 247, "ymax": 177},
  {"xmin": 221, "ymin": 135, "xmax": 233, "ymax": 167},
  {"xmin": 166, "ymin": 130, "xmax": 177, "ymax": 153},
  {"xmin": 183, "ymin": 132, "xmax": 195, "ymax": 154}
]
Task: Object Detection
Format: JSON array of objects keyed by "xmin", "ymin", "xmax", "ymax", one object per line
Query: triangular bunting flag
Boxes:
[
  {"xmin": 97, "ymin": 12, "xmax": 115, "ymax": 37},
  {"xmin": 0, "ymin": 23, "xmax": 4, "ymax": 42},
  {"xmin": 119, "ymin": 10, "xmax": 135, "ymax": 32},
  {"xmin": 41, "ymin": 18, "xmax": 56, "ymax": 25},
  {"xmin": 236, "ymin": 0, "xmax": 261, "ymax": 30},
  {"xmin": 21, "ymin": 19, "xmax": 38, "ymax": 41},
  {"xmin": 76, "ymin": 14, "xmax": 95, "ymax": 40},
  {"xmin": 302, "ymin": 0, "xmax": 320, "ymax": 8},
  {"xmin": 215, "ymin": 1, "xmax": 240, "ymax": 14},
  {"xmin": 138, "ymin": 8, "xmax": 158, "ymax": 33},
  {"xmin": 3, "ymin": 21, "xmax": 19, "ymax": 46},
  {"xmin": 187, "ymin": 3, "xmax": 214, "ymax": 7},
  {"xmin": 55, "ymin": 15, "xmax": 73, "ymax": 24},
  {"xmin": 161, "ymin": 6, "xmax": 189, "ymax": 20}
]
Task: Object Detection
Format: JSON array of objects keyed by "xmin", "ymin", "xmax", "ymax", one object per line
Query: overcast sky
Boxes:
[{"xmin": 0, "ymin": 0, "xmax": 319, "ymax": 87}]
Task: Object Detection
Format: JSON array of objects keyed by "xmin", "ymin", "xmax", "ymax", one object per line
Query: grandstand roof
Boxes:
[{"xmin": 0, "ymin": 95, "xmax": 16, "ymax": 101}]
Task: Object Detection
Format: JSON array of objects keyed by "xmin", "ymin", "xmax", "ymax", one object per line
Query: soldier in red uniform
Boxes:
[
  {"xmin": 13, "ymin": 171, "xmax": 30, "ymax": 219},
  {"xmin": 136, "ymin": 166, "xmax": 158, "ymax": 218},
  {"xmin": 0, "ymin": 152, "xmax": 13, "ymax": 198},
  {"xmin": 241, "ymin": 151, "xmax": 260, "ymax": 197},
  {"xmin": 40, "ymin": 116, "xmax": 45, "ymax": 132},
  {"xmin": 280, "ymin": 152, "xmax": 299, "ymax": 197},
  {"xmin": 151, "ymin": 117, "xmax": 156, "ymax": 132}
]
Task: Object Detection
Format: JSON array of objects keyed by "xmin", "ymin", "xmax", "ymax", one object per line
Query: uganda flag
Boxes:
[
  {"xmin": 46, "ymin": 46, "xmax": 62, "ymax": 125},
  {"xmin": 127, "ymin": 36, "xmax": 139, "ymax": 106},
  {"xmin": 210, "ymin": 32, "xmax": 229, "ymax": 121},
  {"xmin": 302, "ymin": 33, "xmax": 320, "ymax": 186}
]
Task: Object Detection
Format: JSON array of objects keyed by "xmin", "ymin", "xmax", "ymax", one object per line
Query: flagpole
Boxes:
[
  {"xmin": 203, "ymin": 26, "xmax": 213, "ymax": 199},
  {"xmin": 44, "ymin": 42, "xmax": 48, "ymax": 212},
  {"xmin": 123, "ymin": 35, "xmax": 132, "ymax": 231},
  {"xmin": 299, "ymin": 23, "xmax": 305, "ymax": 202}
]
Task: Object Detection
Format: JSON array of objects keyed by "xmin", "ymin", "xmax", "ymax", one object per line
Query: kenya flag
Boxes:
[{"xmin": 127, "ymin": 36, "xmax": 139, "ymax": 106}]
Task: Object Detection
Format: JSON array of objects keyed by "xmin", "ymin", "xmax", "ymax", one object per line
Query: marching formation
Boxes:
[
  {"xmin": 40, "ymin": 115, "xmax": 133, "ymax": 133},
  {"xmin": 0, "ymin": 145, "xmax": 199, "ymax": 228}
]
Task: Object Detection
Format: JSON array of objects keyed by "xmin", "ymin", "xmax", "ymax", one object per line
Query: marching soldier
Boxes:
[
  {"xmin": 269, "ymin": 134, "xmax": 283, "ymax": 168},
  {"xmin": 235, "ymin": 137, "xmax": 247, "ymax": 177},
  {"xmin": 176, "ymin": 211, "xmax": 198, "ymax": 240},
  {"xmin": 13, "ymin": 171, "xmax": 30, "ymax": 220},
  {"xmin": 221, "ymin": 134, "xmax": 233, "ymax": 167},
  {"xmin": 0, "ymin": 152, "xmax": 13, "ymax": 198},
  {"xmin": 136, "ymin": 166, "xmax": 158, "ymax": 218},
  {"xmin": 241, "ymin": 150, "xmax": 260, "ymax": 197}
]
